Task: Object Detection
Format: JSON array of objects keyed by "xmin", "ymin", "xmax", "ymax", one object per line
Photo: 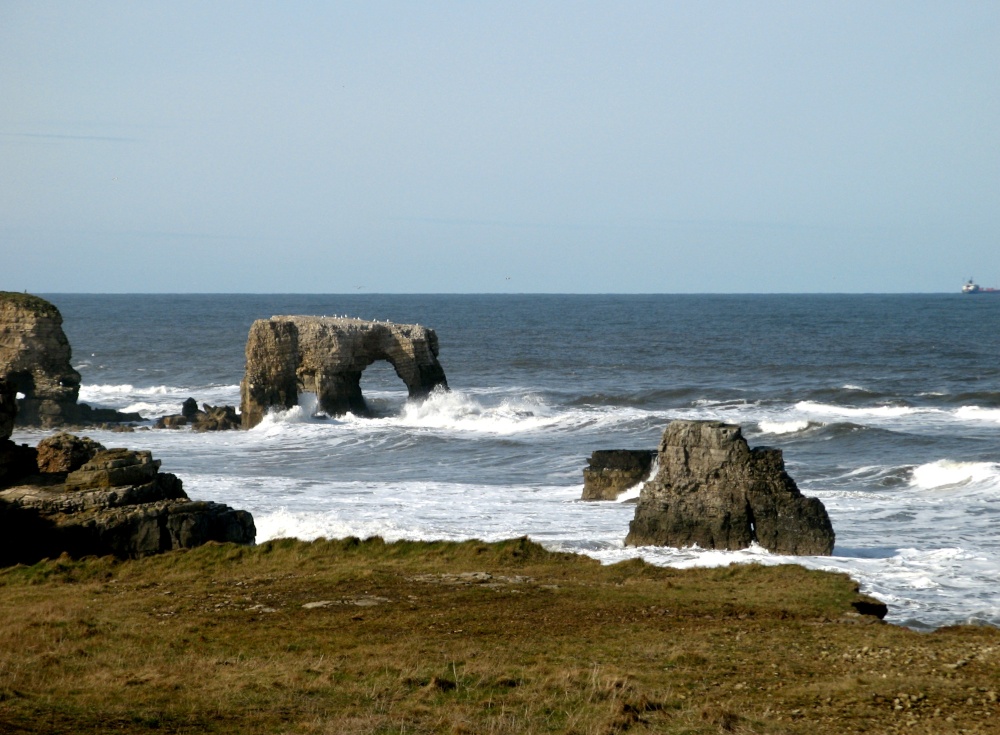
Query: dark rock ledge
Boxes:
[{"xmin": 0, "ymin": 379, "xmax": 255, "ymax": 566}]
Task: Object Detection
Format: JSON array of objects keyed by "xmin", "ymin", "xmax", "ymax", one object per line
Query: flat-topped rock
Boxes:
[
  {"xmin": 64, "ymin": 448, "xmax": 161, "ymax": 491},
  {"xmin": 581, "ymin": 449, "xmax": 656, "ymax": 501},
  {"xmin": 240, "ymin": 315, "xmax": 447, "ymax": 427},
  {"xmin": 625, "ymin": 420, "xmax": 835, "ymax": 555},
  {"xmin": 0, "ymin": 433, "xmax": 255, "ymax": 563}
]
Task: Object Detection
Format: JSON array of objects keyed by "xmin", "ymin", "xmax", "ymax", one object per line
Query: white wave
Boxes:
[
  {"xmin": 255, "ymin": 508, "xmax": 422, "ymax": 544},
  {"xmin": 757, "ymin": 419, "xmax": 811, "ymax": 435},
  {"xmin": 78, "ymin": 382, "xmax": 241, "ymax": 417},
  {"xmin": 794, "ymin": 400, "xmax": 922, "ymax": 418},
  {"xmin": 910, "ymin": 460, "xmax": 1000, "ymax": 491},
  {"xmin": 841, "ymin": 384, "xmax": 870, "ymax": 392},
  {"xmin": 955, "ymin": 406, "xmax": 1000, "ymax": 423},
  {"xmin": 251, "ymin": 393, "xmax": 331, "ymax": 433},
  {"xmin": 615, "ymin": 457, "xmax": 659, "ymax": 503}
]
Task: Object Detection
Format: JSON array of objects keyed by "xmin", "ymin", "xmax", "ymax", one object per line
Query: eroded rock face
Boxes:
[
  {"xmin": 36, "ymin": 432, "xmax": 106, "ymax": 473},
  {"xmin": 240, "ymin": 316, "xmax": 448, "ymax": 428},
  {"xmin": 0, "ymin": 377, "xmax": 36, "ymax": 487},
  {"xmin": 0, "ymin": 292, "xmax": 141, "ymax": 427},
  {"xmin": 581, "ymin": 450, "xmax": 656, "ymax": 501},
  {"xmin": 0, "ymin": 441, "xmax": 255, "ymax": 563},
  {"xmin": 625, "ymin": 420, "xmax": 835, "ymax": 555},
  {"xmin": 0, "ymin": 292, "xmax": 81, "ymax": 426}
]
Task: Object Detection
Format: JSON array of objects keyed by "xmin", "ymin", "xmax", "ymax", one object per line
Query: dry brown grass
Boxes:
[{"xmin": 1, "ymin": 536, "xmax": 998, "ymax": 734}]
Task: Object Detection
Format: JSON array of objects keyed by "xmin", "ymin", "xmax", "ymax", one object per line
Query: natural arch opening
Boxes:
[{"xmin": 359, "ymin": 359, "xmax": 409, "ymax": 417}]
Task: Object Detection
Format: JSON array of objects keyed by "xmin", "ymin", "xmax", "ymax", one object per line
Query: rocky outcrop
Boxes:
[
  {"xmin": 36, "ymin": 431, "xmax": 106, "ymax": 473},
  {"xmin": 0, "ymin": 377, "xmax": 36, "ymax": 487},
  {"xmin": 625, "ymin": 420, "xmax": 835, "ymax": 555},
  {"xmin": 155, "ymin": 401, "xmax": 240, "ymax": 431},
  {"xmin": 0, "ymin": 292, "xmax": 141, "ymax": 427},
  {"xmin": 240, "ymin": 316, "xmax": 448, "ymax": 428},
  {"xmin": 0, "ymin": 292, "xmax": 81, "ymax": 426},
  {"xmin": 1, "ymin": 433, "xmax": 255, "ymax": 563},
  {"xmin": 581, "ymin": 450, "xmax": 656, "ymax": 500}
]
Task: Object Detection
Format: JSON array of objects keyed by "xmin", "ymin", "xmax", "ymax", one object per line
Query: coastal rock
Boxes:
[
  {"xmin": 0, "ymin": 377, "xmax": 36, "ymax": 487},
  {"xmin": 181, "ymin": 397, "xmax": 199, "ymax": 418},
  {"xmin": 0, "ymin": 292, "xmax": 141, "ymax": 427},
  {"xmin": 0, "ymin": 438, "xmax": 255, "ymax": 562},
  {"xmin": 36, "ymin": 432, "xmax": 106, "ymax": 473},
  {"xmin": 0, "ymin": 377, "xmax": 15, "ymax": 440},
  {"xmin": 154, "ymin": 402, "xmax": 240, "ymax": 431},
  {"xmin": 625, "ymin": 420, "xmax": 835, "ymax": 555},
  {"xmin": 240, "ymin": 316, "xmax": 448, "ymax": 428},
  {"xmin": 0, "ymin": 292, "xmax": 81, "ymax": 426},
  {"xmin": 581, "ymin": 449, "xmax": 656, "ymax": 501}
]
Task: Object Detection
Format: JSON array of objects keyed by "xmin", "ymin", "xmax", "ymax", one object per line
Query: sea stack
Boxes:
[
  {"xmin": 625, "ymin": 420, "xmax": 835, "ymax": 555},
  {"xmin": 0, "ymin": 291, "xmax": 141, "ymax": 427}
]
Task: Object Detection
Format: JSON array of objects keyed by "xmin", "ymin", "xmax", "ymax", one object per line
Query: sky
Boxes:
[{"xmin": 1, "ymin": 1, "xmax": 998, "ymax": 293}]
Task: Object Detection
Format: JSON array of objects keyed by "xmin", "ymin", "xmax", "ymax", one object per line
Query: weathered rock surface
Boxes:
[
  {"xmin": 155, "ymin": 401, "xmax": 240, "ymax": 431},
  {"xmin": 0, "ymin": 292, "xmax": 141, "ymax": 427},
  {"xmin": 0, "ymin": 376, "xmax": 15, "ymax": 440},
  {"xmin": 0, "ymin": 377, "xmax": 37, "ymax": 487},
  {"xmin": 0, "ymin": 439, "xmax": 255, "ymax": 563},
  {"xmin": 625, "ymin": 420, "xmax": 835, "ymax": 555},
  {"xmin": 36, "ymin": 432, "xmax": 106, "ymax": 473},
  {"xmin": 581, "ymin": 449, "xmax": 656, "ymax": 501},
  {"xmin": 240, "ymin": 316, "xmax": 448, "ymax": 428}
]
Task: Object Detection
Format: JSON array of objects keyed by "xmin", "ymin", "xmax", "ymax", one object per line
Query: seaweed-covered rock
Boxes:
[{"xmin": 625, "ymin": 420, "xmax": 834, "ymax": 555}]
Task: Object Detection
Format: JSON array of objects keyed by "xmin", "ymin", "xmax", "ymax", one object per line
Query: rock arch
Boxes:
[{"xmin": 240, "ymin": 316, "xmax": 448, "ymax": 428}]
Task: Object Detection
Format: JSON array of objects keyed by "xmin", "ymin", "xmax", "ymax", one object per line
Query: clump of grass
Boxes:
[{"xmin": 1, "ymin": 537, "xmax": 998, "ymax": 734}]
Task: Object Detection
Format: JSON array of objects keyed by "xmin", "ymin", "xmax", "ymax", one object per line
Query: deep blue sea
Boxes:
[{"xmin": 11, "ymin": 294, "xmax": 1000, "ymax": 629}]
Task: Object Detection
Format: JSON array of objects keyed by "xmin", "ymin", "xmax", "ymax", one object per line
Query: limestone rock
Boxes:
[
  {"xmin": 581, "ymin": 450, "xmax": 656, "ymax": 501},
  {"xmin": 0, "ymin": 292, "xmax": 80, "ymax": 426},
  {"xmin": 625, "ymin": 420, "xmax": 835, "ymax": 555},
  {"xmin": 240, "ymin": 316, "xmax": 448, "ymax": 427},
  {"xmin": 36, "ymin": 432, "xmax": 106, "ymax": 473},
  {"xmin": 0, "ymin": 292, "xmax": 142, "ymax": 427}
]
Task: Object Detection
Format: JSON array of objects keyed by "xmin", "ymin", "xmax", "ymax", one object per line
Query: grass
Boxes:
[{"xmin": 1, "ymin": 536, "xmax": 998, "ymax": 734}]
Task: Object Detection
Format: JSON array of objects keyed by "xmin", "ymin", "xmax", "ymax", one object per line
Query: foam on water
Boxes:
[
  {"xmin": 757, "ymin": 419, "xmax": 812, "ymax": 435},
  {"xmin": 909, "ymin": 460, "xmax": 1000, "ymax": 491},
  {"xmin": 78, "ymin": 383, "xmax": 240, "ymax": 417}
]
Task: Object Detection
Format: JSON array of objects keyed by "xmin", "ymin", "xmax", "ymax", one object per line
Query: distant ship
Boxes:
[{"xmin": 962, "ymin": 278, "xmax": 999, "ymax": 294}]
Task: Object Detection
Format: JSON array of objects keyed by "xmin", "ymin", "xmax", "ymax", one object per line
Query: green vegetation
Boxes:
[
  {"xmin": 0, "ymin": 291, "xmax": 61, "ymax": 318},
  {"xmin": 1, "ymin": 537, "xmax": 998, "ymax": 734}
]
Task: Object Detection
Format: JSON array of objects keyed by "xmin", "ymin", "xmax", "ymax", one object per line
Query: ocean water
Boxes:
[{"xmin": 10, "ymin": 293, "xmax": 1000, "ymax": 630}]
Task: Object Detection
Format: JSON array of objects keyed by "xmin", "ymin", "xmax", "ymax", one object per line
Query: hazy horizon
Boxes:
[{"xmin": 3, "ymin": 2, "xmax": 998, "ymax": 294}]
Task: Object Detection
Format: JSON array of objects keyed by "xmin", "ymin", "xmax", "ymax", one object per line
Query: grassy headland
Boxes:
[{"xmin": 1, "ymin": 537, "xmax": 997, "ymax": 734}]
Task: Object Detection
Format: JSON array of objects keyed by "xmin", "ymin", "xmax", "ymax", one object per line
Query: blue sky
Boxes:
[{"xmin": 1, "ymin": 2, "xmax": 997, "ymax": 293}]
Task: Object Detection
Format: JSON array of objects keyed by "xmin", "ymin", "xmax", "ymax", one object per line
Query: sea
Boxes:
[{"xmin": 10, "ymin": 294, "xmax": 1000, "ymax": 630}]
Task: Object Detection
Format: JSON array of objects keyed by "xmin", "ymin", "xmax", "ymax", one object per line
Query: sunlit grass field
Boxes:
[{"xmin": 1, "ymin": 537, "xmax": 998, "ymax": 734}]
